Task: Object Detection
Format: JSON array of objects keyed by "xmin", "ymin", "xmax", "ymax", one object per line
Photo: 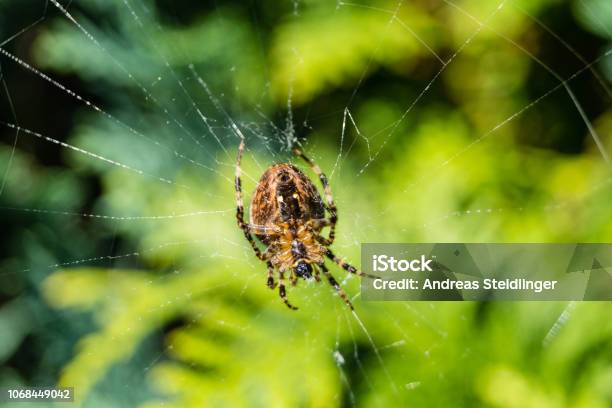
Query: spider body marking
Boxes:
[
  {"xmin": 235, "ymin": 140, "xmax": 371, "ymax": 310},
  {"xmin": 250, "ymin": 163, "xmax": 325, "ymax": 243}
]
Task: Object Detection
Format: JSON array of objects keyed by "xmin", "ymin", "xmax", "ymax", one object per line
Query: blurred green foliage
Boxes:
[{"xmin": 1, "ymin": 0, "xmax": 611, "ymax": 407}]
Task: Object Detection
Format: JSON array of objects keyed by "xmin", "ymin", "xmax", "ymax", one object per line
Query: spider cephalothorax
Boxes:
[{"xmin": 235, "ymin": 140, "xmax": 369, "ymax": 310}]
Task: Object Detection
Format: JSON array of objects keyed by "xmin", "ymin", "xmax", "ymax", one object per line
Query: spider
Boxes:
[{"xmin": 235, "ymin": 139, "xmax": 370, "ymax": 310}]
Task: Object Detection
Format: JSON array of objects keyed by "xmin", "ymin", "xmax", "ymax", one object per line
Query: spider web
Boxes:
[{"xmin": 0, "ymin": 0, "xmax": 611, "ymax": 406}]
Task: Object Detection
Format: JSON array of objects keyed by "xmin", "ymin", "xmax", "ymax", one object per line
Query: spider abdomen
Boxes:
[{"xmin": 249, "ymin": 163, "xmax": 325, "ymax": 242}]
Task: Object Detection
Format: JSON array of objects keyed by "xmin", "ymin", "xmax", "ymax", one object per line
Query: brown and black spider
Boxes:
[{"xmin": 235, "ymin": 139, "xmax": 370, "ymax": 310}]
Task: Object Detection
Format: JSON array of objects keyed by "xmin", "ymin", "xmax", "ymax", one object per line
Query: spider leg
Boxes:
[
  {"xmin": 293, "ymin": 148, "xmax": 338, "ymax": 245},
  {"xmin": 308, "ymin": 218, "xmax": 333, "ymax": 229},
  {"xmin": 313, "ymin": 265, "xmax": 321, "ymax": 282},
  {"xmin": 235, "ymin": 139, "xmax": 265, "ymax": 260},
  {"xmin": 266, "ymin": 261, "xmax": 276, "ymax": 289},
  {"xmin": 308, "ymin": 219, "xmax": 334, "ymax": 246},
  {"xmin": 326, "ymin": 249, "xmax": 377, "ymax": 279},
  {"xmin": 279, "ymin": 270, "xmax": 298, "ymax": 310},
  {"xmin": 290, "ymin": 269, "xmax": 298, "ymax": 286},
  {"xmin": 315, "ymin": 234, "xmax": 333, "ymax": 246},
  {"xmin": 248, "ymin": 223, "xmax": 281, "ymax": 236},
  {"xmin": 320, "ymin": 263, "xmax": 354, "ymax": 310}
]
